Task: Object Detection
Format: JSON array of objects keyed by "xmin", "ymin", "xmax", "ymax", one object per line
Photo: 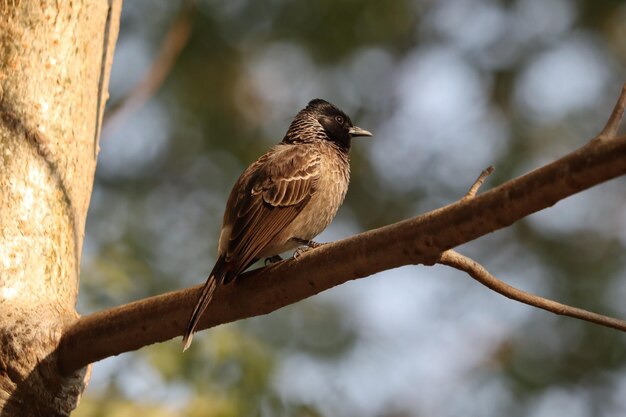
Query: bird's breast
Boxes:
[{"xmin": 294, "ymin": 158, "xmax": 349, "ymax": 237}]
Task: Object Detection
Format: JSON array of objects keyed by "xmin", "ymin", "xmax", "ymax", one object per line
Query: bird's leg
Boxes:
[
  {"xmin": 264, "ymin": 255, "xmax": 283, "ymax": 266},
  {"xmin": 291, "ymin": 237, "xmax": 325, "ymax": 259}
]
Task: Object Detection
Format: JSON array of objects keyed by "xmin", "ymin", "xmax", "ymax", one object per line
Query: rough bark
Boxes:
[{"xmin": 0, "ymin": 1, "xmax": 120, "ymax": 416}]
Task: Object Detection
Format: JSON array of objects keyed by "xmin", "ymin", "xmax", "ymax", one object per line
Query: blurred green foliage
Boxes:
[{"xmin": 76, "ymin": 0, "xmax": 626, "ymax": 416}]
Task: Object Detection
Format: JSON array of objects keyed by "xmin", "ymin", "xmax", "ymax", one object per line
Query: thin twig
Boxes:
[
  {"xmin": 463, "ymin": 165, "xmax": 495, "ymax": 200},
  {"xmin": 102, "ymin": 0, "xmax": 195, "ymax": 134},
  {"xmin": 439, "ymin": 250, "xmax": 626, "ymax": 332},
  {"xmin": 598, "ymin": 83, "xmax": 626, "ymax": 139}
]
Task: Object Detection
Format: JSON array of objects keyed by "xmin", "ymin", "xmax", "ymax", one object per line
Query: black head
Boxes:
[{"xmin": 283, "ymin": 99, "xmax": 372, "ymax": 150}]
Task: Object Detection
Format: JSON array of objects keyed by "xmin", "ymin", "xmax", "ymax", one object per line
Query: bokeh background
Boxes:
[{"xmin": 75, "ymin": 0, "xmax": 626, "ymax": 416}]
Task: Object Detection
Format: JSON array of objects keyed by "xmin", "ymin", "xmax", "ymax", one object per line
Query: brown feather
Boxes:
[{"xmin": 220, "ymin": 144, "xmax": 320, "ymax": 281}]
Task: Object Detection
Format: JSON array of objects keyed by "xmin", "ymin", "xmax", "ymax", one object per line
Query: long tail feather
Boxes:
[{"xmin": 182, "ymin": 258, "xmax": 228, "ymax": 351}]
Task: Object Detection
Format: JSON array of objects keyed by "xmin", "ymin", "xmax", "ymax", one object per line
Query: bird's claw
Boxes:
[
  {"xmin": 264, "ymin": 255, "xmax": 283, "ymax": 266},
  {"xmin": 292, "ymin": 239, "xmax": 324, "ymax": 259},
  {"xmin": 293, "ymin": 247, "xmax": 310, "ymax": 259}
]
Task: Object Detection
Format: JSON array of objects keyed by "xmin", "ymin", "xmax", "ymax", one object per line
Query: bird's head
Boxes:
[{"xmin": 283, "ymin": 99, "xmax": 372, "ymax": 151}]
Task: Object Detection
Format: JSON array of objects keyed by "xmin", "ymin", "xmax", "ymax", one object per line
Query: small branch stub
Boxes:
[
  {"xmin": 598, "ymin": 84, "xmax": 626, "ymax": 139},
  {"xmin": 464, "ymin": 165, "xmax": 495, "ymax": 200}
]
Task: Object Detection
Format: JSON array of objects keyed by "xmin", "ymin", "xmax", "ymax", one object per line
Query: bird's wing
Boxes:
[{"xmin": 224, "ymin": 144, "xmax": 320, "ymax": 277}]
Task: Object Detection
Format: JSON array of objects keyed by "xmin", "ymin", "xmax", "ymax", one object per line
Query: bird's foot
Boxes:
[
  {"xmin": 291, "ymin": 238, "xmax": 324, "ymax": 259},
  {"xmin": 264, "ymin": 255, "xmax": 283, "ymax": 266}
]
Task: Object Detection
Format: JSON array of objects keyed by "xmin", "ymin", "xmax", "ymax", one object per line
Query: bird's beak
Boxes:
[{"xmin": 348, "ymin": 126, "xmax": 373, "ymax": 138}]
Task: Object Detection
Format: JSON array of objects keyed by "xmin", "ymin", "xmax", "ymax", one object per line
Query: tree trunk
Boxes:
[{"xmin": 0, "ymin": 1, "xmax": 120, "ymax": 415}]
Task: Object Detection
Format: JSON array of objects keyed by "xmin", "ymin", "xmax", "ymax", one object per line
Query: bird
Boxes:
[{"xmin": 182, "ymin": 98, "xmax": 372, "ymax": 350}]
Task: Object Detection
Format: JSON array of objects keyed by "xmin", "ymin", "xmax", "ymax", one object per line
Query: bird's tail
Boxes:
[{"xmin": 182, "ymin": 257, "xmax": 228, "ymax": 351}]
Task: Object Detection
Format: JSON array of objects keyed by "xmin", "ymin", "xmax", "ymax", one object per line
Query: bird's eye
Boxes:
[{"xmin": 335, "ymin": 116, "xmax": 344, "ymax": 125}]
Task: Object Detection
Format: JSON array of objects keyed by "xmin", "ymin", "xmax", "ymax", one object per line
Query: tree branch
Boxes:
[
  {"xmin": 101, "ymin": 0, "xmax": 195, "ymax": 135},
  {"xmin": 58, "ymin": 84, "xmax": 626, "ymax": 376},
  {"xmin": 439, "ymin": 250, "xmax": 626, "ymax": 332},
  {"xmin": 439, "ymin": 153, "xmax": 626, "ymax": 331}
]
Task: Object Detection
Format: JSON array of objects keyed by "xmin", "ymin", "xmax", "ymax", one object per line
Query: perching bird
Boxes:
[{"xmin": 182, "ymin": 99, "xmax": 372, "ymax": 350}]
